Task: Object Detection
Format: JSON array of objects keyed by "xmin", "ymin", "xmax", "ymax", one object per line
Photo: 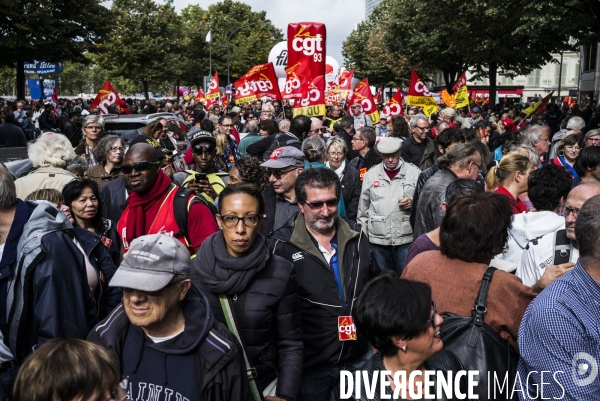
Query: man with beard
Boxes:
[{"xmin": 271, "ymin": 167, "xmax": 379, "ymax": 401}]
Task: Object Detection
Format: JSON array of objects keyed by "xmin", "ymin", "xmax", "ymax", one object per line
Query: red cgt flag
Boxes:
[
  {"xmin": 338, "ymin": 69, "xmax": 354, "ymax": 101},
  {"xmin": 234, "ymin": 62, "xmax": 281, "ymax": 104},
  {"xmin": 383, "ymin": 90, "xmax": 404, "ymax": 117},
  {"xmin": 90, "ymin": 80, "xmax": 123, "ymax": 114},
  {"xmin": 205, "ymin": 72, "xmax": 221, "ymax": 108},
  {"xmin": 348, "ymin": 78, "xmax": 380, "ymax": 125},
  {"xmin": 283, "ymin": 57, "xmax": 312, "ymax": 100}
]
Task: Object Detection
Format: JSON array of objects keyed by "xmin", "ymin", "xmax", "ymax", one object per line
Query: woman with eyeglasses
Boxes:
[
  {"xmin": 86, "ymin": 135, "xmax": 126, "ymax": 190},
  {"xmin": 193, "ymin": 184, "xmax": 303, "ymax": 401},
  {"xmin": 11, "ymin": 339, "xmax": 128, "ymax": 401},
  {"xmin": 75, "ymin": 115, "xmax": 105, "ymax": 167},
  {"xmin": 174, "ymin": 131, "xmax": 229, "ymax": 203},
  {"xmin": 552, "ymin": 134, "xmax": 584, "ymax": 179},
  {"xmin": 353, "ymin": 274, "xmax": 458, "ymax": 400},
  {"xmin": 486, "ymin": 153, "xmax": 532, "ymax": 214}
]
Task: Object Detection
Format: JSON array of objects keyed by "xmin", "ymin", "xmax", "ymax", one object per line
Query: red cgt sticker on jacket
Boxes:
[
  {"xmin": 338, "ymin": 316, "xmax": 357, "ymax": 341},
  {"xmin": 101, "ymin": 236, "xmax": 113, "ymax": 248},
  {"xmin": 359, "ymin": 167, "xmax": 367, "ymax": 181}
]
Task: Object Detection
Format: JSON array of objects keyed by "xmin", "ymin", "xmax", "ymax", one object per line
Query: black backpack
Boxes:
[{"xmin": 438, "ymin": 267, "xmax": 518, "ymax": 400}]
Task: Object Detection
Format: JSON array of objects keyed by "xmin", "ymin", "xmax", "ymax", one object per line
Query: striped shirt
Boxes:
[{"xmin": 517, "ymin": 262, "xmax": 600, "ymax": 400}]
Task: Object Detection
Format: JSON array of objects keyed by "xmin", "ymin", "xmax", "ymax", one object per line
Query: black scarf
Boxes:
[{"xmin": 194, "ymin": 230, "xmax": 270, "ymax": 295}]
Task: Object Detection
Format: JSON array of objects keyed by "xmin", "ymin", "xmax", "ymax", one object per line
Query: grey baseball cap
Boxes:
[
  {"xmin": 109, "ymin": 234, "xmax": 190, "ymax": 292},
  {"xmin": 260, "ymin": 146, "xmax": 305, "ymax": 169}
]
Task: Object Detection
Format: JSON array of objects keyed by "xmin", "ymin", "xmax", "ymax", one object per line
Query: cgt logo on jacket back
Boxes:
[{"xmin": 292, "ymin": 252, "xmax": 304, "ymax": 262}]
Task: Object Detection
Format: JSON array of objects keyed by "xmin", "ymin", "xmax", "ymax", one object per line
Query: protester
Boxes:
[
  {"xmin": 573, "ymin": 146, "xmax": 600, "ymax": 186},
  {"xmin": 404, "ymin": 192, "xmax": 538, "ymax": 352},
  {"xmin": 518, "ymin": 194, "xmax": 600, "ymax": 399},
  {"xmin": 374, "ymin": 116, "xmax": 388, "ymax": 137},
  {"xmin": 62, "ymin": 109, "xmax": 81, "ymax": 146},
  {"xmin": 353, "ymin": 275, "xmax": 462, "ymax": 400},
  {"xmin": 1, "ymin": 164, "xmax": 120, "ymax": 369},
  {"xmin": 88, "ymin": 234, "xmax": 253, "ymax": 400},
  {"xmin": 259, "ymin": 146, "xmax": 305, "ymax": 238},
  {"xmin": 553, "ymin": 134, "xmax": 584, "ymax": 178},
  {"xmin": 86, "ymin": 135, "xmax": 125, "ymax": 189},
  {"xmin": 358, "ymin": 137, "xmax": 420, "ymax": 271},
  {"xmin": 351, "ymin": 104, "xmax": 372, "ymax": 129},
  {"xmin": 39, "ymin": 103, "xmax": 59, "ymax": 132},
  {"xmin": 10, "ymin": 339, "xmax": 126, "ymax": 401},
  {"xmin": 227, "ymin": 155, "xmax": 269, "ymax": 192},
  {"xmin": 238, "ymin": 120, "xmax": 261, "ymax": 154},
  {"xmin": 326, "ymin": 136, "xmax": 361, "ymax": 221},
  {"xmin": 15, "ymin": 132, "xmax": 78, "ymax": 199},
  {"xmin": 323, "ymin": 104, "xmax": 343, "ymax": 130},
  {"xmin": 174, "ymin": 131, "xmax": 229, "ymax": 203},
  {"xmin": 584, "ymin": 128, "xmax": 600, "ymax": 147},
  {"xmin": 193, "ymin": 184, "xmax": 303, "ymax": 401},
  {"xmin": 75, "ymin": 115, "xmax": 104, "ymax": 167},
  {"xmin": 497, "ymin": 164, "xmax": 572, "ymax": 266},
  {"xmin": 412, "ymin": 143, "xmax": 482, "ymax": 239},
  {"xmin": 549, "ymin": 116, "xmax": 585, "ymax": 159},
  {"xmin": 62, "ymin": 179, "xmax": 121, "ymax": 266},
  {"xmin": 402, "ymin": 114, "xmax": 437, "ymax": 170},
  {"xmin": 308, "ymin": 117, "xmax": 325, "ymax": 139},
  {"xmin": 409, "ymin": 128, "xmax": 465, "ymax": 229},
  {"xmin": 279, "ymin": 119, "xmax": 291, "ymax": 133},
  {"xmin": 517, "ymin": 183, "xmax": 600, "ymax": 286},
  {"xmin": 338, "ymin": 115, "xmax": 359, "ymax": 160},
  {"xmin": 140, "ymin": 120, "xmax": 164, "ymax": 140},
  {"xmin": 0, "ymin": 112, "xmax": 27, "ymax": 147},
  {"xmin": 520, "ymin": 125, "xmax": 550, "ymax": 163},
  {"xmin": 258, "ymin": 119, "xmax": 280, "ymax": 139},
  {"xmin": 247, "ymin": 115, "xmax": 307, "ymax": 162},
  {"xmin": 117, "ymin": 143, "xmax": 218, "ymax": 254},
  {"xmin": 348, "ymin": 126, "xmax": 382, "ymax": 177},
  {"xmin": 216, "ymin": 115, "xmax": 242, "ymax": 170},
  {"xmin": 271, "ymin": 167, "xmax": 379, "ymax": 401},
  {"xmin": 389, "ymin": 115, "xmax": 410, "ymax": 139},
  {"xmin": 486, "ymin": 153, "xmax": 531, "ymax": 214},
  {"xmin": 405, "ymin": 178, "xmax": 484, "ymax": 267}
]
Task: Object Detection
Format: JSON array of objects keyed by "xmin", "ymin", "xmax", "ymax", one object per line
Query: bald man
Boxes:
[
  {"xmin": 517, "ymin": 182, "xmax": 600, "ymax": 287},
  {"xmin": 117, "ymin": 144, "xmax": 217, "ymax": 255}
]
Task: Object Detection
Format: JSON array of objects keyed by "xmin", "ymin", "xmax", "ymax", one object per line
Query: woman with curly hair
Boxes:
[
  {"xmin": 86, "ymin": 135, "xmax": 126, "ymax": 189},
  {"xmin": 226, "ymin": 155, "xmax": 269, "ymax": 192},
  {"xmin": 389, "ymin": 115, "xmax": 410, "ymax": 138}
]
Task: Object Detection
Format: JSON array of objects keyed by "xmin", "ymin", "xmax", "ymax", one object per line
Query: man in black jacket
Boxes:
[
  {"xmin": 0, "ymin": 112, "xmax": 27, "ymax": 147},
  {"xmin": 246, "ymin": 115, "xmax": 310, "ymax": 161},
  {"xmin": 271, "ymin": 168, "xmax": 379, "ymax": 401},
  {"xmin": 88, "ymin": 234, "xmax": 252, "ymax": 401}
]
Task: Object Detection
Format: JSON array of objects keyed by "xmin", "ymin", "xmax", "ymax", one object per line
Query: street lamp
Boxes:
[{"xmin": 227, "ymin": 21, "xmax": 267, "ymax": 85}]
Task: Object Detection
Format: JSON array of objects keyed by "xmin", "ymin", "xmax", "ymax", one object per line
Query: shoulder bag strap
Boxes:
[
  {"xmin": 219, "ymin": 294, "xmax": 265, "ymax": 401},
  {"xmin": 553, "ymin": 229, "xmax": 572, "ymax": 265},
  {"xmin": 466, "ymin": 266, "xmax": 496, "ymax": 347}
]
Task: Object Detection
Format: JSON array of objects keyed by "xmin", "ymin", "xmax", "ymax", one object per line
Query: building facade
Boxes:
[{"xmin": 365, "ymin": 0, "xmax": 383, "ymax": 18}]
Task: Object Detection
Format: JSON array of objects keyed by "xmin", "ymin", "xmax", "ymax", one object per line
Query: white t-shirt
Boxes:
[
  {"xmin": 0, "ymin": 245, "xmax": 14, "ymax": 362},
  {"xmin": 516, "ymin": 231, "xmax": 579, "ymax": 287},
  {"xmin": 147, "ymin": 330, "xmax": 184, "ymax": 343}
]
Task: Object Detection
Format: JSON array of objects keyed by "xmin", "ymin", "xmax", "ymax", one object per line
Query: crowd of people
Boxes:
[{"xmin": 0, "ymin": 93, "xmax": 598, "ymax": 400}]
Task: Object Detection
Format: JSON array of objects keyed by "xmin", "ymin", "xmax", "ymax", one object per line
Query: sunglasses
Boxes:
[
  {"xmin": 304, "ymin": 198, "xmax": 338, "ymax": 210},
  {"xmin": 121, "ymin": 161, "xmax": 160, "ymax": 174},
  {"xmin": 267, "ymin": 168, "xmax": 297, "ymax": 180},
  {"xmin": 193, "ymin": 144, "xmax": 216, "ymax": 154}
]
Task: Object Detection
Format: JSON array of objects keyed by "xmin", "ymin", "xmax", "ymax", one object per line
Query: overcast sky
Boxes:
[{"xmin": 171, "ymin": 0, "xmax": 365, "ymax": 64}]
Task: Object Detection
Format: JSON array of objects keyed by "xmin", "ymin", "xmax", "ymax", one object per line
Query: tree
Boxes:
[
  {"xmin": 179, "ymin": 0, "xmax": 283, "ymax": 87},
  {"xmin": 97, "ymin": 0, "xmax": 184, "ymax": 99},
  {"xmin": 0, "ymin": 0, "xmax": 111, "ymax": 99}
]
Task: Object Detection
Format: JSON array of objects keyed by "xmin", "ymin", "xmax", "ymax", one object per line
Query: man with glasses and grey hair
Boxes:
[
  {"xmin": 260, "ymin": 102, "xmax": 281, "ymax": 123},
  {"xmin": 88, "ymin": 234, "xmax": 252, "ymax": 401},
  {"xmin": 401, "ymin": 113, "xmax": 438, "ymax": 170}
]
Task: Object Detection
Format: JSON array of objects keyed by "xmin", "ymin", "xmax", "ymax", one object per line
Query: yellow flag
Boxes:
[{"xmin": 423, "ymin": 105, "xmax": 438, "ymax": 117}]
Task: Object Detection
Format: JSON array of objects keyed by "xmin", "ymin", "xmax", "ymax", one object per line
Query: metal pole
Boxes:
[
  {"xmin": 557, "ymin": 50, "xmax": 563, "ymax": 103},
  {"xmin": 227, "ymin": 21, "xmax": 266, "ymax": 85}
]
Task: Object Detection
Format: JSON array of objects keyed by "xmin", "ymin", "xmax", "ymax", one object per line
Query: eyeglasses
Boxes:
[
  {"xmin": 303, "ymin": 198, "xmax": 338, "ymax": 210},
  {"xmin": 310, "ymin": 127, "xmax": 327, "ymax": 134},
  {"xmin": 565, "ymin": 145, "xmax": 582, "ymax": 151},
  {"xmin": 471, "ymin": 161, "xmax": 481, "ymax": 171},
  {"xmin": 415, "ymin": 125, "xmax": 430, "ymax": 131},
  {"xmin": 219, "ymin": 214, "xmax": 262, "ymax": 228},
  {"xmin": 85, "ymin": 125, "xmax": 102, "ymax": 131},
  {"xmin": 351, "ymin": 136, "xmax": 364, "ymax": 142},
  {"xmin": 121, "ymin": 161, "xmax": 160, "ymax": 174},
  {"xmin": 425, "ymin": 300, "xmax": 437, "ymax": 330},
  {"xmin": 267, "ymin": 168, "xmax": 297, "ymax": 180},
  {"xmin": 109, "ymin": 146, "xmax": 125, "ymax": 154},
  {"xmin": 221, "ymin": 124, "xmax": 234, "ymax": 128},
  {"xmin": 563, "ymin": 205, "xmax": 580, "ymax": 218},
  {"xmin": 328, "ymin": 152, "xmax": 344, "ymax": 158},
  {"xmin": 193, "ymin": 144, "xmax": 216, "ymax": 154},
  {"xmin": 261, "ymin": 110, "xmax": 273, "ymax": 115}
]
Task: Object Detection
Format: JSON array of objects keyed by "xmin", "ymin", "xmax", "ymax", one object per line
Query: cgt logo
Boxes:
[
  {"xmin": 414, "ymin": 80, "xmax": 432, "ymax": 97},
  {"xmin": 99, "ymin": 92, "xmax": 117, "ymax": 114},
  {"xmin": 384, "ymin": 103, "xmax": 402, "ymax": 116},
  {"xmin": 300, "ymin": 88, "xmax": 321, "ymax": 107},
  {"xmin": 285, "ymin": 78, "xmax": 301, "ymax": 94},
  {"xmin": 292, "ymin": 27, "xmax": 324, "ymax": 57},
  {"xmin": 209, "ymin": 79, "xmax": 218, "ymax": 91}
]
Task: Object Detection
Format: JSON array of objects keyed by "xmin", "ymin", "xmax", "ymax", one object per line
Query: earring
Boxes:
[{"xmin": 402, "ymin": 346, "xmax": 407, "ymax": 352}]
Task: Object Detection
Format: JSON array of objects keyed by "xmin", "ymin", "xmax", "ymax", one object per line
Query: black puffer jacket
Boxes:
[
  {"xmin": 271, "ymin": 214, "xmax": 380, "ymax": 369},
  {"xmin": 192, "ymin": 249, "xmax": 304, "ymax": 401}
]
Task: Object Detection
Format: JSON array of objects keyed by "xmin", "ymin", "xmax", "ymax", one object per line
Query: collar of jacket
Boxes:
[
  {"xmin": 374, "ymin": 162, "xmax": 407, "ymax": 183},
  {"xmin": 290, "ymin": 213, "xmax": 358, "ymax": 271}
]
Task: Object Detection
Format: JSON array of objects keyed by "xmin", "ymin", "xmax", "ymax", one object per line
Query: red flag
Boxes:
[
  {"xmin": 383, "ymin": 90, "xmax": 404, "ymax": 117},
  {"xmin": 221, "ymin": 92, "xmax": 229, "ymax": 107},
  {"xmin": 51, "ymin": 86, "xmax": 58, "ymax": 104},
  {"xmin": 348, "ymin": 78, "xmax": 380, "ymax": 125},
  {"xmin": 338, "ymin": 69, "xmax": 354, "ymax": 101},
  {"xmin": 283, "ymin": 57, "xmax": 312, "ymax": 100},
  {"xmin": 205, "ymin": 72, "xmax": 220, "ymax": 108},
  {"xmin": 195, "ymin": 89, "xmax": 205, "ymax": 102},
  {"xmin": 234, "ymin": 62, "xmax": 281, "ymax": 104},
  {"xmin": 90, "ymin": 80, "xmax": 123, "ymax": 115},
  {"xmin": 406, "ymin": 70, "xmax": 437, "ymax": 107},
  {"xmin": 293, "ymin": 75, "xmax": 326, "ymax": 118}
]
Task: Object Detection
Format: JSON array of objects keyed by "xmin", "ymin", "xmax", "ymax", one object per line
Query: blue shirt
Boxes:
[{"xmin": 517, "ymin": 262, "xmax": 600, "ymax": 400}]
